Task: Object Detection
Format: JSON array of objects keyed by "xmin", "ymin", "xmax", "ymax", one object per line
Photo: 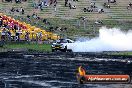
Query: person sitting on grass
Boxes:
[
  {"xmin": 98, "ymin": 8, "xmax": 104, "ymax": 13},
  {"xmin": 69, "ymin": 3, "xmax": 76, "ymax": 9},
  {"xmin": 90, "ymin": 2, "xmax": 96, "ymax": 8},
  {"xmin": 103, "ymin": 3, "xmax": 110, "ymax": 8},
  {"xmin": 109, "ymin": 0, "xmax": 117, "ymax": 4},
  {"xmin": 83, "ymin": 8, "xmax": 87, "ymax": 12},
  {"xmin": 65, "ymin": 0, "xmax": 68, "ymax": 7},
  {"xmin": 20, "ymin": 7, "xmax": 24, "ymax": 15},
  {"xmin": 15, "ymin": 0, "xmax": 21, "ymax": 3},
  {"xmin": 127, "ymin": 2, "xmax": 132, "ymax": 9}
]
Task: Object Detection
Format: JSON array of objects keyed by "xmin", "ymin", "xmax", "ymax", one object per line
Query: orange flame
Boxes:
[{"xmin": 78, "ymin": 66, "xmax": 86, "ymax": 76}]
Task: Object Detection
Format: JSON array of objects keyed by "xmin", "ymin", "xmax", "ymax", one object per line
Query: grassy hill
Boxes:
[{"xmin": 0, "ymin": 0, "xmax": 132, "ymax": 38}]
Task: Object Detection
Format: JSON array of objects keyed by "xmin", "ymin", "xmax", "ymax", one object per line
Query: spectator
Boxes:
[
  {"xmin": 11, "ymin": 7, "xmax": 15, "ymax": 12},
  {"xmin": 16, "ymin": 8, "xmax": 20, "ymax": 12},
  {"xmin": 69, "ymin": 3, "xmax": 72, "ymax": 9},
  {"xmin": 49, "ymin": 27, "xmax": 54, "ymax": 32},
  {"xmin": 1, "ymin": 27, "xmax": 6, "ymax": 41},
  {"xmin": 15, "ymin": 0, "xmax": 21, "ymax": 3},
  {"xmin": 20, "ymin": 7, "xmax": 24, "ymax": 14},
  {"xmin": 127, "ymin": 2, "xmax": 132, "ymax": 9},
  {"xmin": 43, "ymin": 19, "xmax": 47, "ymax": 23},
  {"xmin": 0, "ymin": 18, "xmax": 3, "ymax": 27},
  {"xmin": 11, "ymin": 30, "xmax": 15, "ymax": 41},
  {"xmin": 14, "ymin": 24, "xmax": 18, "ymax": 30},
  {"xmin": 110, "ymin": 0, "xmax": 116, "ymax": 4},
  {"xmin": 49, "ymin": 0, "xmax": 53, "ymax": 5},
  {"xmin": 25, "ymin": 31, "xmax": 29, "ymax": 41},
  {"xmin": 16, "ymin": 29, "xmax": 22, "ymax": 41},
  {"xmin": 44, "ymin": 0, "xmax": 49, "ymax": 6},
  {"xmin": 32, "ymin": 12, "xmax": 38, "ymax": 19},
  {"xmin": 33, "ymin": 2, "xmax": 37, "ymax": 9},
  {"xmin": 98, "ymin": 8, "xmax": 104, "ymax": 13},
  {"xmin": 15, "ymin": 31, "xmax": 18, "ymax": 41},
  {"xmin": 71, "ymin": 5, "xmax": 76, "ymax": 9},
  {"xmin": 65, "ymin": 0, "xmax": 68, "ymax": 7},
  {"xmin": 54, "ymin": 0, "xmax": 57, "ymax": 4},
  {"xmin": 3, "ymin": 22, "xmax": 8, "ymax": 28},
  {"xmin": 38, "ymin": 2, "xmax": 43, "ymax": 10},
  {"xmin": 68, "ymin": 3, "xmax": 76, "ymax": 9},
  {"xmin": 38, "ymin": 31, "xmax": 42, "ymax": 42},
  {"xmin": 7, "ymin": 30, "xmax": 11, "ymax": 41},
  {"xmin": 83, "ymin": 8, "xmax": 87, "ymax": 12},
  {"xmin": 95, "ymin": 18, "xmax": 103, "ymax": 25},
  {"xmin": 54, "ymin": 4, "xmax": 57, "ymax": 12},
  {"xmin": 103, "ymin": 3, "xmax": 110, "ymax": 8},
  {"xmin": 87, "ymin": 7, "xmax": 93, "ymax": 12},
  {"xmin": 27, "ymin": 15, "xmax": 30, "ymax": 19},
  {"xmin": 90, "ymin": 2, "xmax": 95, "ymax": 8}
]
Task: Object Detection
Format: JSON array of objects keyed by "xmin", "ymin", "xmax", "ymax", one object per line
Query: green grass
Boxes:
[
  {"xmin": 0, "ymin": 47, "xmax": 8, "ymax": 52},
  {"xmin": 3, "ymin": 43, "xmax": 52, "ymax": 52},
  {"xmin": 106, "ymin": 51, "xmax": 132, "ymax": 56}
]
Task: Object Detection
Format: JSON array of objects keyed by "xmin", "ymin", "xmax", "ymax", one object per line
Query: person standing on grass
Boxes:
[
  {"xmin": 54, "ymin": 0, "xmax": 57, "ymax": 3},
  {"xmin": 25, "ymin": 31, "xmax": 29, "ymax": 41},
  {"xmin": 7, "ymin": 29, "xmax": 11, "ymax": 41},
  {"xmin": 20, "ymin": 7, "xmax": 24, "ymax": 15},
  {"xmin": 38, "ymin": 31, "xmax": 42, "ymax": 44},
  {"xmin": 49, "ymin": 0, "xmax": 53, "ymax": 5},
  {"xmin": 0, "ymin": 18, "xmax": 3, "ymax": 27},
  {"xmin": 1, "ymin": 27, "xmax": 6, "ymax": 41}
]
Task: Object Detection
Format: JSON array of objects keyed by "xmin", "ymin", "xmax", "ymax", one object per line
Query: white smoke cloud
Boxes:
[{"xmin": 71, "ymin": 27, "xmax": 132, "ymax": 52}]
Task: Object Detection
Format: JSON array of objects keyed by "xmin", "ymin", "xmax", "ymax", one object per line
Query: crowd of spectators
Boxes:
[
  {"xmin": 25, "ymin": 12, "xmax": 67, "ymax": 33},
  {"xmin": 0, "ymin": 15, "xmax": 50, "ymax": 42},
  {"xmin": 83, "ymin": 2, "xmax": 104, "ymax": 13},
  {"xmin": 0, "ymin": 15, "xmax": 26, "ymax": 41},
  {"xmin": 32, "ymin": 0, "xmax": 57, "ymax": 11},
  {"xmin": 1, "ymin": 0, "xmax": 131, "ymax": 37},
  {"xmin": 10, "ymin": 7, "xmax": 24, "ymax": 15}
]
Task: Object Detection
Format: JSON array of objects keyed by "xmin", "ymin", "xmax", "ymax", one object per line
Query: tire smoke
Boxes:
[{"xmin": 71, "ymin": 27, "xmax": 132, "ymax": 52}]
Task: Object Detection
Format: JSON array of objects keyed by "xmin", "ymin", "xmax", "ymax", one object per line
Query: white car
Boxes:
[{"xmin": 51, "ymin": 39, "xmax": 74, "ymax": 52}]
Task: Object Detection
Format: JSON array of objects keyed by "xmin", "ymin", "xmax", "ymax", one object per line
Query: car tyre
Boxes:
[
  {"xmin": 62, "ymin": 46, "xmax": 67, "ymax": 52},
  {"xmin": 67, "ymin": 49, "xmax": 73, "ymax": 52}
]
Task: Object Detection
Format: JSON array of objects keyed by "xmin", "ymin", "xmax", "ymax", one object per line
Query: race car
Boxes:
[{"xmin": 51, "ymin": 39, "xmax": 74, "ymax": 52}]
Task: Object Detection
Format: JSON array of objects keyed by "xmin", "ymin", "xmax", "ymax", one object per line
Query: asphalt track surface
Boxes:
[{"xmin": 0, "ymin": 52, "xmax": 132, "ymax": 88}]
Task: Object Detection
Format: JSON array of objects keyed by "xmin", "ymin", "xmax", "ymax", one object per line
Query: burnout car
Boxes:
[{"xmin": 51, "ymin": 39, "xmax": 74, "ymax": 52}]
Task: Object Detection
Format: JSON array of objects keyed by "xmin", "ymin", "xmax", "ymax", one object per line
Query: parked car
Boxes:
[{"xmin": 51, "ymin": 39, "xmax": 74, "ymax": 52}]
